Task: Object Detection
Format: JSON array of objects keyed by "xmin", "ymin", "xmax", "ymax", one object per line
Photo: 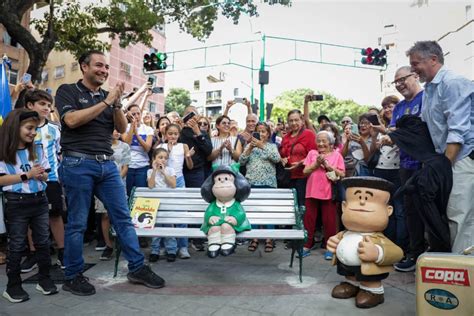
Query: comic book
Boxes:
[{"xmin": 130, "ymin": 197, "xmax": 160, "ymax": 229}]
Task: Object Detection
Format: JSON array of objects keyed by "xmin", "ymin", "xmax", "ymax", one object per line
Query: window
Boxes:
[
  {"xmin": 234, "ymin": 88, "xmax": 239, "ymax": 96},
  {"xmin": 71, "ymin": 62, "xmax": 78, "ymax": 71},
  {"xmin": 41, "ymin": 69, "xmax": 49, "ymax": 83},
  {"xmin": 206, "ymin": 90, "xmax": 222, "ymax": 105},
  {"xmin": 3, "ymin": 32, "xmax": 18, "ymax": 47},
  {"xmin": 194, "ymin": 80, "xmax": 200, "ymax": 91},
  {"xmin": 54, "ymin": 65, "xmax": 65, "ymax": 79},
  {"xmin": 206, "ymin": 106, "xmax": 221, "ymax": 117},
  {"xmin": 149, "ymin": 102, "xmax": 156, "ymax": 113},
  {"xmin": 7, "ymin": 69, "xmax": 18, "ymax": 85}
]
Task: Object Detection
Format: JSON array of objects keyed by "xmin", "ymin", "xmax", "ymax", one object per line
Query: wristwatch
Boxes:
[{"xmin": 20, "ymin": 173, "xmax": 28, "ymax": 182}]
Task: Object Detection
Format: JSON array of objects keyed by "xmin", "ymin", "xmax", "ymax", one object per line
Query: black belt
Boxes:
[
  {"xmin": 4, "ymin": 191, "xmax": 46, "ymax": 200},
  {"xmin": 63, "ymin": 150, "xmax": 114, "ymax": 162}
]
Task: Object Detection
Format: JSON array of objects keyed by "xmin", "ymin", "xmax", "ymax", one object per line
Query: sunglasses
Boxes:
[
  {"xmin": 341, "ymin": 120, "xmax": 351, "ymax": 124},
  {"xmin": 198, "ymin": 122, "xmax": 208, "ymax": 127}
]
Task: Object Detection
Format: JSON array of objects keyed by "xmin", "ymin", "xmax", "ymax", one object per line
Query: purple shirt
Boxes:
[{"xmin": 390, "ymin": 90, "xmax": 423, "ymax": 170}]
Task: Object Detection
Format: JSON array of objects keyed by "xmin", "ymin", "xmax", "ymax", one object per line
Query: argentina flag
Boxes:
[{"xmin": 0, "ymin": 56, "xmax": 12, "ymax": 125}]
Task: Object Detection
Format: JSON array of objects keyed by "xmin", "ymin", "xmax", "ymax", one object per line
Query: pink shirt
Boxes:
[{"xmin": 304, "ymin": 150, "xmax": 345, "ymax": 200}]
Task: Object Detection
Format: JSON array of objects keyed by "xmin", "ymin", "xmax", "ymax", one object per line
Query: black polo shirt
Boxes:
[{"xmin": 55, "ymin": 80, "xmax": 114, "ymax": 156}]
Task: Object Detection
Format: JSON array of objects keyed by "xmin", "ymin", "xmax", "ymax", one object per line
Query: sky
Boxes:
[{"xmin": 164, "ymin": 0, "xmax": 472, "ymax": 107}]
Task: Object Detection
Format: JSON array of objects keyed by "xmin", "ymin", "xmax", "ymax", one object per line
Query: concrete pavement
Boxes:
[{"xmin": 0, "ymin": 242, "xmax": 416, "ymax": 316}]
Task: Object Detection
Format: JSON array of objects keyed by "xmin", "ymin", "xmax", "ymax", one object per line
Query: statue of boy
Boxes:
[{"xmin": 327, "ymin": 176, "xmax": 403, "ymax": 308}]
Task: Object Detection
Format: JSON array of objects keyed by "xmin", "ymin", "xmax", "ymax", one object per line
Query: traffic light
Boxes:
[
  {"xmin": 143, "ymin": 52, "xmax": 167, "ymax": 72},
  {"xmin": 361, "ymin": 47, "xmax": 387, "ymax": 67}
]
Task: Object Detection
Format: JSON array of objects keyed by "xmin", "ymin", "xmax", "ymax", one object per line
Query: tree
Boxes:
[
  {"xmin": 165, "ymin": 88, "xmax": 192, "ymax": 115},
  {"xmin": 0, "ymin": 0, "xmax": 291, "ymax": 83},
  {"xmin": 270, "ymin": 88, "xmax": 369, "ymax": 126}
]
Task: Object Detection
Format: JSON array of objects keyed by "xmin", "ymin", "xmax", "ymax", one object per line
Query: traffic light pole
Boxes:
[{"xmin": 259, "ymin": 34, "xmax": 266, "ymax": 121}]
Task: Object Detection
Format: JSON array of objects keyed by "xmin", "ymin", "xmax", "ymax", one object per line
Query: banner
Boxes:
[{"xmin": 0, "ymin": 58, "xmax": 12, "ymax": 125}]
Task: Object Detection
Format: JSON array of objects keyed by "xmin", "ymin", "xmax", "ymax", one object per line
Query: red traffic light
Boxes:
[{"xmin": 361, "ymin": 47, "xmax": 373, "ymax": 56}]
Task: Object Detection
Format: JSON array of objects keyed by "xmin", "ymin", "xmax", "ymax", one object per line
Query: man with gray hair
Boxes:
[{"xmin": 407, "ymin": 40, "xmax": 474, "ymax": 253}]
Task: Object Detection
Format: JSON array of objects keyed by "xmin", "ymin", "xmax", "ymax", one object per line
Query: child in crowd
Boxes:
[
  {"xmin": 0, "ymin": 109, "xmax": 58, "ymax": 303},
  {"xmin": 156, "ymin": 124, "xmax": 195, "ymax": 259},
  {"xmin": 148, "ymin": 148, "xmax": 178, "ymax": 262},
  {"xmin": 20, "ymin": 89, "xmax": 65, "ymax": 273},
  {"xmin": 94, "ymin": 129, "xmax": 131, "ymax": 261}
]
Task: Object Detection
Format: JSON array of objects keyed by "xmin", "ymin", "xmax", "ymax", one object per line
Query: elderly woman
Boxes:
[
  {"xmin": 208, "ymin": 115, "xmax": 242, "ymax": 166},
  {"xmin": 301, "ymin": 131, "xmax": 345, "ymax": 259},
  {"xmin": 239, "ymin": 122, "xmax": 281, "ymax": 252}
]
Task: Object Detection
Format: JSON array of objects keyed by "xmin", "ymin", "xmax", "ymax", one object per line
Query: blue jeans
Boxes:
[
  {"xmin": 126, "ymin": 166, "xmax": 149, "ymax": 197},
  {"xmin": 175, "ymin": 175, "xmax": 188, "ymax": 248},
  {"xmin": 60, "ymin": 156, "xmax": 144, "ymax": 279},
  {"xmin": 374, "ymin": 168, "xmax": 408, "ymax": 251},
  {"xmin": 151, "ymin": 228, "xmax": 177, "ymax": 255}
]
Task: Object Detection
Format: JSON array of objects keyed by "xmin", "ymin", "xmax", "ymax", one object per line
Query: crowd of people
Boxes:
[{"xmin": 0, "ymin": 40, "xmax": 472, "ymax": 304}]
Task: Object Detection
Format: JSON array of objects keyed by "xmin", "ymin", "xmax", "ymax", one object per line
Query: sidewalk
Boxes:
[{"xmin": 0, "ymin": 242, "xmax": 416, "ymax": 315}]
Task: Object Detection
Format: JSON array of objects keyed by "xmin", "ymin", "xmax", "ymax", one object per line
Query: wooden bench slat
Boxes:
[
  {"xmin": 134, "ymin": 227, "xmax": 304, "ymax": 239},
  {"xmin": 134, "ymin": 188, "xmax": 294, "ymax": 194},
  {"xmin": 133, "ymin": 198, "xmax": 295, "ymax": 206},
  {"xmin": 156, "ymin": 205, "xmax": 295, "ymax": 213},
  {"xmin": 156, "ymin": 212, "xmax": 296, "ymax": 219},
  {"xmin": 156, "ymin": 218, "xmax": 295, "ymax": 225}
]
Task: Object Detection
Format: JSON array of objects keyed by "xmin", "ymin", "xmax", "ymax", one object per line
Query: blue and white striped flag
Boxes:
[{"xmin": 0, "ymin": 56, "xmax": 12, "ymax": 125}]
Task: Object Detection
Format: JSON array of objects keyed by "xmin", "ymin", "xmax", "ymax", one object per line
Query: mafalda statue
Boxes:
[
  {"xmin": 201, "ymin": 164, "xmax": 251, "ymax": 258},
  {"xmin": 327, "ymin": 176, "xmax": 403, "ymax": 309}
]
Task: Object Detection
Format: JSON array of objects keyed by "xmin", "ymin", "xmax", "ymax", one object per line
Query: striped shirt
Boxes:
[
  {"xmin": 211, "ymin": 136, "xmax": 238, "ymax": 166},
  {"xmin": 0, "ymin": 146, "xmax": 50, "ymax": 193},
  {"xmin": 35, "ymin": 120, "xmax": 61, "ymax": 181}
]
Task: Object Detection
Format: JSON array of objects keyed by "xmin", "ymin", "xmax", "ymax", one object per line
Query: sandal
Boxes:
[
  {"xmin": 248, "ymin": 240, "xmax": 259, "ymax": 252},
  {"xmin": 264, "ymin": 240, "xmax": 274, "ymax": 253}
]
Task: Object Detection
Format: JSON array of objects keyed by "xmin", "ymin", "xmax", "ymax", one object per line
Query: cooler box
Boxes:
[{"xmin": 416, "ymin": 252, "xmax": 474, "ymax": 315}]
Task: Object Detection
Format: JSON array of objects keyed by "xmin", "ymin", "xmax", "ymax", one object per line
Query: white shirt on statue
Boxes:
[{"xmin": 336, "ymin": 231, "xmax": 384, "ymax": 266}]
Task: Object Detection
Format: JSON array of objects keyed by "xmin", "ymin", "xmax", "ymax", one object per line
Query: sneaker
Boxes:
[
  {"xmin": 149, "ymin": 254, "xmax": 159, "ymax": 263},
  {"xmin": 36, "ymin": 277, "xmax": 58, "ymax": 295},
  {"xmin": 57, "ymin": 248, "xmax": 65, "ymax": 269},
  {"xmin": 178, "ymin": 247, "xmax": 191, "ymax": 259},
  {"xmin": 95, "ymin": 240, "xmax": 106, "ymax": 251},
  {"xmin": 324, "ymin": 251, "xmax": 333, "ymax": 260},
  {"xmin": 3, "ymin": 285, "xmax": 29, "ymax": 303},
  {"xmin": 394, "ymin": 257, "xmax": 417, "ymax": 272},
  {"xmin": 166, "ymin": 253, "xmax": 176, "ymax": 262},
  {"xmin": 100, "ymin": 247, "xmax": 113, "ymax": 261},
  {"xmin": 191, "ymin": 240, "xmax": 205, "ymax": 252},
  {"xmin": 127, "ymin": 265, "xmax": 165, "ymax": 289},
  {"xmin": 20, "ymin": 253, "xmax": 37, "ymax": 273},
  {"xmin": 62, "ymin": 274, "xmax": 96, "ymax": 296},
  {"xmin": 296, "ymin": 249, "xmax": 311, "ymax": 258}
]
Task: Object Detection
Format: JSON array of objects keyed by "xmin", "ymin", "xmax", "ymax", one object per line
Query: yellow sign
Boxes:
[{"xmin": 130, "ymin": 197, "xmax": 160, "ymax": 229}]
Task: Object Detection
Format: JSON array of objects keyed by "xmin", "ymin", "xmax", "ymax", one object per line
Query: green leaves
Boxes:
[{"xmin": 165, "ymin": 88, "xmax": 192, "ymax": 116}]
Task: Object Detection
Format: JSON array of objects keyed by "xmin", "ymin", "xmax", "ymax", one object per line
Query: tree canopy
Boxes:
[
  {"xmin": 270, "ymin": 88, "xmax": 369, "ymax": 125},
  {"xmin": 0, "ymin": 0, "xmax": 291, "ymax": 82},
  {"xmin": 165, "ymin": 88, "xmax": 192, "ymax": 116}
]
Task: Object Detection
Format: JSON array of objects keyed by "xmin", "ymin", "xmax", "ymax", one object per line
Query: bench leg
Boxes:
[
  {"xmin": 298, "ymin": 246, "xmax": 303, "ymax": 283},
  {"xmin": 289, "ymin": 243, "xmax": 296, "ymax": 268},
  {"xmin": 113, "ymin": 241, "xmax": 122, "ymax": 278}
]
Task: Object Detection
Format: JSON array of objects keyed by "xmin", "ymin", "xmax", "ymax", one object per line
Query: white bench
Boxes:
[{"xmin": 113, "ymin": 187, "xmax": 306, "ymax": 281}]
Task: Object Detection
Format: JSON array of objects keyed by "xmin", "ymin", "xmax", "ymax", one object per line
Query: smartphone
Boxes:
[
  {"xmin": 252, "ymin": 132, "xmax": 260, "ymax": 140},
  {"xmin": 151, "ymin": 87, "xmax": 163, "ymax": 94},
  {"xmin": 311, "ymin": 95, "xmax": 324, "ymax": 101},
  {"xmin": 22, "ymin": 73, "xmax": 32, "ymax": 84},
  {"xmin": 147, "ymin": 76, "xmax": 155, "ymax": 87},
  {"xmin": 367, "ymin": 114, "xmax": 380, "ymax": 126},
  {"xmin": 234, "ymin": 97, "xmax": 245, "ymax": 103},
  {"xmin": 182, "ymin": 111, "xmax": 196, "ymax": 123}
]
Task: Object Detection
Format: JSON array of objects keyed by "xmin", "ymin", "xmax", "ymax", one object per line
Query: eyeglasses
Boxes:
[
  {"xmin": 359, "ymin": 121, "xmax": 370, "ymax": 126},
  {"xmin": 392, "ymin": 73, "xmax": 414, "ymax": 86},
  {"xmin": 130, "ymin": 112, "xmax": 140, "ymax": 116},
  {"xmin": 198, "ymin": 122, "xmax": 208, "ymax": 127}
]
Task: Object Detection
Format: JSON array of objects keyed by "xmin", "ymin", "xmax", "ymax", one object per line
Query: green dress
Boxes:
[{"xmin": 200, "ymin": 200, "xmax": 251, "ymax": 234}]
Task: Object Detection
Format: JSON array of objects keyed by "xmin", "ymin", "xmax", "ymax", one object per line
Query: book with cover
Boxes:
[{"xmin": 130, "ymin": 197, "xmax": 160, "ymax": 229}]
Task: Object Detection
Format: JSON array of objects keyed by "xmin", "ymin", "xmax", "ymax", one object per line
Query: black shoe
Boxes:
[
  {"xmin": 127, "ymin": 265, "xmax": 165, "ymax": 289},
  {"xmin": 20, "ymin": 253, "xmax": 37, "ymax": 273},
  {"xmin": 207, "ymin": 244, "xmax": 220, "ymax": 258},
  {"xmin": 62, "ymin": 274, "xmax": 96, "ymax": 296},
  {"xmin": 394, "ymin": 257, "xmax": 417, "ymax": 272},
  {"xmin": 3, "ymin": 285, "xmax": 29, "ymax": 303},
  {"xmin": 95, "ymin": 240, "xmax": 106, "ymax": 251},
  {"xmin": 100, "ymin": 247, "xmax": 113, "ymax": 261},
  {"xmin": 166, "ymin": 253, "xmax": 176, "ymax": 262},
  {"xmin": 57, "ymin": 248, "xmax": 65, "ymax": 269},
  {"xmin": 220, "ymin": 243, "xmax": 236, "ymax": 256},
  {"xmin": 149, "ymin": 254, "xmax": 159, "ymax": 263},
  {"xmin": 36, "ymin": 277, "xmax": 58, "ymax": 295},
  {"xmin": 191, "ymin": 240, "xmax": 205, "ymax": 252}
]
